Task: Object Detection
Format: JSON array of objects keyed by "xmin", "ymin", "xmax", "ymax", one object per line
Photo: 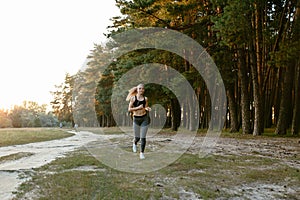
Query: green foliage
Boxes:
[
  {"xmin": 87, "ymin": 0, "xmax": 218, "ymax": 128},
  {"xmin": 212, "ymin": 0, "xmax": 254, "ymax": 47},
  {"xmin": 212, "ymin": 45, "xmax": 237, "ymax": 86},
  {"xmin": 50, "ymin": 73, "xmax": 74, "ymax": 125},
  {"xmin": 271, "ymin": 40, "xmax": 300, "ymax": 66},
  {"xmin": 73, "ymin": 0, "xmax": 300, "ymax": 133},
  {"xmin": 95, "ymin": 71, "xmax": 114, "ymax": 117}
]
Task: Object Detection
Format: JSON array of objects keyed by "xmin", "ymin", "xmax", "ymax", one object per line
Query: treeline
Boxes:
[
  {"xmin": 53, "ymin": 0, "xmax": 300, "ymax": 135},
  {"xmin": 0, "ymin": 101, "xmax": 58, "ymax": 128}
]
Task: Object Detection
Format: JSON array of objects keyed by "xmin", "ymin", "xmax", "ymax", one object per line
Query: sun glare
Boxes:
[
  {"xmin": 0, "ymin": 99, "xmax": 22, "ymax": 111},
  {"xmin": 0, "ymin": 96, "xmax": 50, "ymax": 111}
]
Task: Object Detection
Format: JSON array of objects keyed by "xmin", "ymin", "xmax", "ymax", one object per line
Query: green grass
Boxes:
[
  {"xmin": 0, "ymin": 152, "xmax": 34, "ymax": 163},
  {"xmin": 0, "ymin": 128, "xmax": 74, "ymax": 147},
  {"xmin": 14, "ymin": 149, "xmax": 300, "ymax": 200},
  {"xmin": 14, "ymin": 149, "xmax": 163, "ymax": 200},
  {"xmin": 3, "ymin": 127, "xmax": 298, "ymax": 199}
]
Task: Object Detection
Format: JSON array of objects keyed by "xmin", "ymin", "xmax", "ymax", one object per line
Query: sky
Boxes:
[{"xmin": 0, "ymin": 0, "xmax": 120, "ymax": 110}]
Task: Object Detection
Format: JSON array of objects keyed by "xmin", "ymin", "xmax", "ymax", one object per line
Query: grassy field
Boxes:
[
  {"xmin": 0, "ymin": 128, "xmax": 74, "ymax": 147},
  {"xmin": 9, "ymin": 128, "xmax": 299, "ymax": 200},
  {"xmin": 13, "ymin": 148, "xmax": 299, "ymax": 199}
]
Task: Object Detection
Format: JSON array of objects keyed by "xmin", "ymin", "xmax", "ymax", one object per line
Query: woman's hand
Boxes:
[
  {"xmin": 137, "ymin": 105, "xmax": 144, "ymax": 110},
  {"xmin": 145, "ymin": 107, "xmax": 151, "ymax": 111}
]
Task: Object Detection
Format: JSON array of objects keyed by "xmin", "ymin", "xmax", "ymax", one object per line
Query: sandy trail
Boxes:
[{"xmin": 0, "ymin": 131, "xmax": 103, "ymax": 200}]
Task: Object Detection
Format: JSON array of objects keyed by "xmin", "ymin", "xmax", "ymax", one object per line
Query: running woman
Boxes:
[{"xmin": 126, "ymin": 84, "xmax": 151, "ymax": 159}]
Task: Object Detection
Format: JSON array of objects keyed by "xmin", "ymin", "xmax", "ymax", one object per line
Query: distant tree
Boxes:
[
  {"xmin": 0, "ymin": 109, "xmax": 12, "ymax": 128},
  {"xmin": 73, "ymin": 45, "xmax": 110, "ymax": 127},
  {"xmin": 95, "ymin": 69, "xmax": 115, "ymax": 127},
  {"xmin": 39, "ymin": 112, "xmax": 59, "ymax": 127},
  {"xmin": 22, "ymin": 101, "xmax": 47, "ymax": 114},
  {"xmin": 9, "ymin": 101, "xmax": 57, "ymax": 128},
  {"xmin": 9, "ymin": 105, "xmax": 24, "ymax": 128},
  {"xmin": 19, "ymin": 101, "xmax": 47, "ymax": 127},
  {"xmin": 50, "ymin": 73, "xmax": 74, "ymax": 126}
]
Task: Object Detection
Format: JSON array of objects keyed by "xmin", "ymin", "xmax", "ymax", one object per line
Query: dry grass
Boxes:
[{"xmin": 0, "ymin": 128, "xmax": 73, "ymax": 147}]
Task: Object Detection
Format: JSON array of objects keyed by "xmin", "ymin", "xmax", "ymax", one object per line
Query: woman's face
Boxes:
[{"xmin": 137, "ymin": 85, "xmax": 145, "ymax": 95}]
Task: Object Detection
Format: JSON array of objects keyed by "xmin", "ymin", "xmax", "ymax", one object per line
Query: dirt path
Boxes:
[
  {"xmin": 194, "ymin": 136, "xmax": 300, "ymax": 169},
  {"xmin": 0, "ymin": 131, "xmax": 104, "ymax": 200}
]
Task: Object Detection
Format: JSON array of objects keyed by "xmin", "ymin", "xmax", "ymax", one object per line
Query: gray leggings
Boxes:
[{"xmin": 133, "ymin": 115, "xmax": 149, "ymax": 152}]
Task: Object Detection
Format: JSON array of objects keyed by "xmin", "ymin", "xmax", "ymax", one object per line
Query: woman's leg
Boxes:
[
  {"xmin": 133, "ymin": 118, "xmax": 142, "ymax": 153},
  {"xmin": 140, "ymin": 138, "xmax": 146, "ymax": 153},
  {"xmin": 133, "ymin": 119, "xmax": 141, "ymax": 144},
  {"xmin": 133, "ymin": 116, "xmax": 148, "ymax": 158},
  {"xmin": 140, "ymin": 118, "xmax": 149, "ymax": 153}
]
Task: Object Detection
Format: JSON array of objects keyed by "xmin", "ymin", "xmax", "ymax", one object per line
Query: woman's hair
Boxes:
[{"xmin": 126, "ymin": 84, "xmax": 144, "ymax": 101}]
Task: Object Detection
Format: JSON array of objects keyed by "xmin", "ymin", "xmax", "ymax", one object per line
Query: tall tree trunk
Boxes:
[
  {"xmin": 171, "ymin": 98, "xmax": 181, "ymax": 131},
  {"xmin": 276, "ymin": 0, "xmax": 300, "ymax": 135},
  {"xmin": 273, "ymin": 68, "xmax": 282, "ymax": 125},
  {"xmin": 252, "ymin": 0, "xmax": 265, "ymax": 135},
  {"xmin": 250, "ymin": 59, "xmax": 264, "ymax": 136},
  {"xmin": 291, "ymin": 61, "xmax": 300, "ymax": 135},
  {"xmin": 188, "ymin": 93, "xmax": 197, "ymax": 131},
  {"xmin": 227, "ymin": 85, "xmax": 239, "ymax": 132},
  {"xmin": 275, "ymin": 66, "xmax": 294, "ymax": 135},
  {"xmin": 237, "ymin": 49, "xmax": 252, "ymax": 134},
  {"xmin": 291, "ymin": 1, "xmax": 300, "ymax": 135},
  {"xmin": 205, "ymin": 89, "xmax": 211, "ymax": 129}
]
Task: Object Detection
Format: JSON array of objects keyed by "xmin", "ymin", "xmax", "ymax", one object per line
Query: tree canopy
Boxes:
[{"xmin": 54, "ymin": 0, "xmax": 300, "ymax": 135}]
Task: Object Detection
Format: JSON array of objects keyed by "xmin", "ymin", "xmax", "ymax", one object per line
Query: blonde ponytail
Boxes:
[{"xmin": 126, "ymin": 86, "xmax": 138, "ymax": 101}]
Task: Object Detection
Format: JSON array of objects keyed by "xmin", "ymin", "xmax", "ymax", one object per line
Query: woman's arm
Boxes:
[
  {"xmin": 128, "ymin": 96, "xmax": 143, "ymax": 112},
  {"xmin": 144, "ymin": 97, "xmax": 151, "ymax": 111}
]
